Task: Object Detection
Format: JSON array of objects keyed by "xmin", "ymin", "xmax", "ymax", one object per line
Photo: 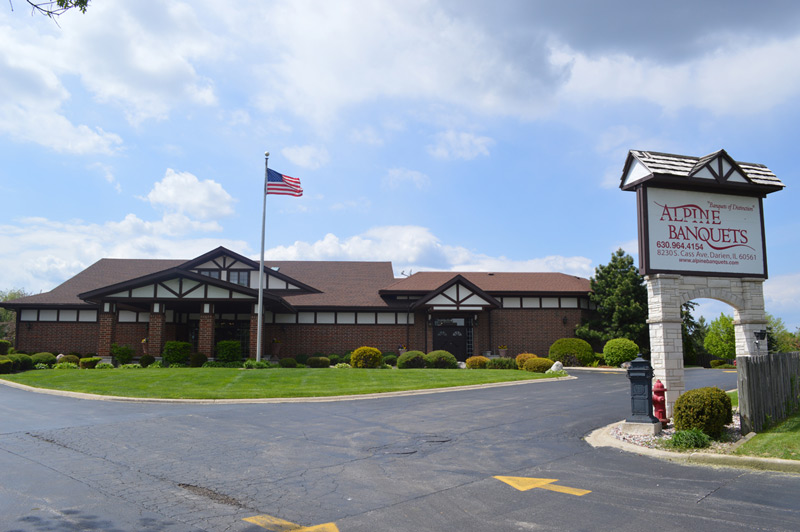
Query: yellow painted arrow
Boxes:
[
  {"xmin": 243, "ymin": 514, "xmax": 339, "ymax": 532},
  {"xmin": 494, "ymin": 476, "xmax": 591, "ymax": 496}
]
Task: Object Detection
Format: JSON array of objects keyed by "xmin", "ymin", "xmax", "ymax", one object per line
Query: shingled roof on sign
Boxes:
[{"xmin": 620, "ymin": 149, "xmax": 784, "ymax": 193}]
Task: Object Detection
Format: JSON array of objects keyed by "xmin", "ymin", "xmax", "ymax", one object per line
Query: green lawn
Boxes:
[
  {"xmin": 728, "ymin": 389, "xmax": 799, "ymax": 461},
  {"xmin": 0, "ymin": 367, "xmax": 557, "ymax": 399}
]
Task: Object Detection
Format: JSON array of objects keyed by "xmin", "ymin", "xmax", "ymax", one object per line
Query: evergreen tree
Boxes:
[
  {"xmin": 681, "ymin": 301, "xmax": 708, "ymax": 365},
  {"xmin": 576, "ymin": 249, "xmax": 649, "ymax": 352}
]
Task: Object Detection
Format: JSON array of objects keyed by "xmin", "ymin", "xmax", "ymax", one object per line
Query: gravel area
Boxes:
[{"xmin": 611, "ymin": 408, "xmax": 744, "ymax": 453}]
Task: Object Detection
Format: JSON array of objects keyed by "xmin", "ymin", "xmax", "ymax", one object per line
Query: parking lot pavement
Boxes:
[{"xmin": 2, "ymin": 369, "xmax": 796, "ymax": 532}]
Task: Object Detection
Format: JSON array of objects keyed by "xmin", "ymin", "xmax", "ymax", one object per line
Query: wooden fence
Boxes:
[{"xmin": 737, "ymin": 352, "xmax": 800, "ymax": 434}]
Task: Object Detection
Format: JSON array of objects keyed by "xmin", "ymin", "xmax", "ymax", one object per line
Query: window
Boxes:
[
  {"xmin": 229, "ymin": 270, "xmax": 249, "ymax": 287},
  {"xmin": 200, "ymin": 270, "xmax": 220, "ymax": 279}
]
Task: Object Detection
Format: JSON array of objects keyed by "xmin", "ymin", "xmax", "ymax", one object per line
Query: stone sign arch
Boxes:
[{"xmin": 620, "ymin": 149, "xmax": 784, "ymax": 415}]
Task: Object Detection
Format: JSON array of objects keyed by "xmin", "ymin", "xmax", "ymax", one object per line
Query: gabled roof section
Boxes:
[
  {"xmin": 382, "ymin": 271, "xmax": 590, "ymax": 295},
  {"xmin": 181, "ymin": 246, "xmax": 319, "ymax": 293},
  {"xmin": 620, "ymin": 149, "xmax": 784, "ymax": 194},
  {"xmin": 407, "ymin": 275, "xmax": 500, "ymax": 310},
  {"xmin": 2, "ymin": 258, "xmax": 184, "ymax": 308}
]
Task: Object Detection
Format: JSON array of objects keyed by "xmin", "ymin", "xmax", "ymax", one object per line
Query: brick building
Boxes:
[{"xmin": 2, "ymin": 247, "xmax": 592, "ymax": 361}]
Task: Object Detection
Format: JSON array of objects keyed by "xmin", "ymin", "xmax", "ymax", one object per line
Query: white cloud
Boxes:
[
  {"xmin": 350, "ymin": 126, "xmax": 383, "ymax": 146},
  {"xmin": 765, "ymin": 273, "xmax": 800, "ymax": 313},
  {"xmin": 281, "ymin": 145, "xmax": 330, "ymax": 170},
  {"xmin": 0, "ymin": 216, "xmax": 247, "ymax": 293},
  {"xmin": 555, "ymin": 34, "xmax": 800, "ymax": 115},
  {"xmin": 428, "ymin": 130, "xmax": 494, "ymax": 160},
  {"xmin": 383, "ymin": 168, "xmax": 430, "ymax": 190},
  {"xmin": 145, "ymin": 169, "xmax": 235, "ymax": 220},
  {"xmin": 264, "ymin": 225, "xmax": 593, "ymax": 277}
]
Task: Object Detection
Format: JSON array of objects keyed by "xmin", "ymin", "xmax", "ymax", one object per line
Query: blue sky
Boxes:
[{"xmin": 1, "ymin": 1, "xmax": 798, "ymax": 331}]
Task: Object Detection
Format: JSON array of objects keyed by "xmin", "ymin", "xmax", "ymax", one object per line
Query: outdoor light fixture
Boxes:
[{"xmin": 562, "ymin": 316, "xmax": 568, "ymax": 325}]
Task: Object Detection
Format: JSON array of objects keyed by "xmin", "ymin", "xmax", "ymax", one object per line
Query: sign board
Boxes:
[{"xmin": 640, "ymin": 187, "xmax": 766, "ymax": 277}]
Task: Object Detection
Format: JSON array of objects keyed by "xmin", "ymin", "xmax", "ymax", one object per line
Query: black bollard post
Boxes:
[{"xmin": 626, "ymin": 355, "xmax": 659, "ymax": 424}]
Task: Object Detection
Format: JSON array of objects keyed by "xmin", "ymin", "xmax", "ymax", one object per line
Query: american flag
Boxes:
[{"xmin": 266, "ymin": 168, "xmax": 303, "ymax": 196}]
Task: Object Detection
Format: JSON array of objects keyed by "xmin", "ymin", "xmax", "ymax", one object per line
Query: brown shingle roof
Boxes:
[
  {"xmin": 266, "ymin": 261, "xmax": 396, "ymax": 308},
  {"xmin": 6, "ymin": 258, "xmax": 185, "ymax": 307},
  {"xmin": 383, "ymin": 271, "xmax": 590, "ymax": 294}
]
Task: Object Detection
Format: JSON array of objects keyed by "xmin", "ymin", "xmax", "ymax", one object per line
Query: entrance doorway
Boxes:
[{"xmin": 432, "ymin": 316, "xmax": 472, "ymax": 361}]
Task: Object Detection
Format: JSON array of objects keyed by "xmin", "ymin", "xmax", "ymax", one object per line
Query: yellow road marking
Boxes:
[
  {"xmin": 243, "ymin": 514, "xmax": 339, "ymax": 531},
  {"xmin": 494, "ymin": 476, "xmax": 591, "ymax": 496},
  {"xmin": 723, "ymin": 370, "xmax": 737, "ymax": 373}
]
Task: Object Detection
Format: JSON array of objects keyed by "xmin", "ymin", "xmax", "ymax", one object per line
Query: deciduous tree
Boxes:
[{"xmin": 703, "ymin": 313, "xmax": 735, "ymax": 359}]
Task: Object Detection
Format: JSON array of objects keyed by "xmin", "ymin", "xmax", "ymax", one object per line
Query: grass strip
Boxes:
[
  {"xmin": 0, "ymin": 368, "xmax": 556, "ymax": 399},
  {"xmin": 734, "ymin": 411, "xmax": 800, "ymax": 461}
]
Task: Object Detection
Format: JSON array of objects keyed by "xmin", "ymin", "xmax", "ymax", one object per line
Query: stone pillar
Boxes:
[
  {"xmin": 198, "ymin": 304, "xmax": 215, "ymax": 358},
  {"xmin": 734, "ymin": 278, "xmax": 768, "ymax": 356},
  {"xmin": 645, "ymin": 274, "xmax": 685, "ymax": 417},
  {"xmin": 148, "ymin": 306, "xmax": 166, "ymax": 358}
]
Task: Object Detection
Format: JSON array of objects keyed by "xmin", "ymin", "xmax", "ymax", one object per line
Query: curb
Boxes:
[
  {"xmin": 0, "ymin": 374, "xmax": 577, "ymax": 404},
  {"xmin": 586, "ymin": 421, "xmax": 800, "ymax": 475}
]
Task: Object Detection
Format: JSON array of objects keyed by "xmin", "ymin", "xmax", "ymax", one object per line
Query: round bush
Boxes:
[
  {"xmin": 0, "ymin": 357, "xmax": 12, "ymax": 374},
  {"xmin": 110, "ymin": 343, "xmax": 135, "ymax": 365},
  {"xmin": 548, "ymin": 338, "xmax": 594, "ymax": 367},
  {"xmin": 350, "ymin": 346, "xmax": 383, "ymax": 368},
  {"xmin": 524, "ymin": 357, "xmax": 555, "ymax": 373},
  {"xmin": 161, "ymin": 341, "xmax": 191, "ymax": 366},
  {"xmin": 342, "ymin": 352, "xmax": 352, "ymax": 364},
  {"xmin": 397, "ymin": 350, "xmax": 426, "ymax": 369},
  {"xmin": 487, "ymin": 357, "xmax": 517, "ymax": 370},
  {"xmin": 31, "ymin": 352, "xmax": 57, "ymax": 366},
  {"xmin": 602, "ymin": 338, "xmax": 640, "ymax": 367},
  {"xmin": 328, "ymin": 354, "xmax": 342, "ymax": 365},
  {"xmin": 79, "ymin": 357, "xmax": 101, "ymax": 369},
  {"xmin": 12, "ymin": 353, "xmax": 33, "ymax": 371},
  {"xmin": 60, "ymin": 354, "xmax": 80, "ymax": 365},
  {"xmin": 515, "ymin": 353, "xmax": 538, "ymax": 370},
  {"xmin": 215, "ymin": 340, "xmax": 242, "ymax": 363},
  {"xmin": 382, "ymin": 354, "xmax": 397, "ymax": 366},
  {"xmin": 466, "ymin": 356, "xmax": 489, "ymax": 369},
  {"xmin": 294, "ymin": 354, "xmax": 310, "ymax": 365},
  {"xmin": 425, "ymin": 350, "xmax": 458, "ymax": 369},
  {"xmin": 139, "ymin": 354, "xmax": 155, "ymax": 368},
  {"xmin": 279, "ymin": 357, "xmax": 298, "ymax": 368},
  {"xmin": 673, "ymin": 387, "xmax": 733, "ymax": 439},
  {"xmin": 307, "ymin": 356, "xmax": 331, "ymax": 368},
  {"xmin": 0, "ymin": 339, "xmax": 11, "ymax": 355},
  {"xmin": 189, "ymin": 352, "xmax": 208, "ymax": 367}
]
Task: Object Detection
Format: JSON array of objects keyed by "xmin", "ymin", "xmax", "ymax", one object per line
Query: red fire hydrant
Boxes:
[{"xmin": 652, "ymin": 379, "xmax": 668, "ymax": 426}]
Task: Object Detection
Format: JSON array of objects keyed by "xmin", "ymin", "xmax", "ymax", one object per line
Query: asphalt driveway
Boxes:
[{"xmin": 1, "ymin": 368, "xmax": 797, "ymax": 532}]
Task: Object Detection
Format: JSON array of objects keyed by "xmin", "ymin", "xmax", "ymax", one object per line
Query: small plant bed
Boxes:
[
  {"xmin": 611, "ymin": 410, "xmax": 743, "ymax": 453},
  {"xmin": 0, "ymin": 367, "xmax": 560, "ymax": 400}
]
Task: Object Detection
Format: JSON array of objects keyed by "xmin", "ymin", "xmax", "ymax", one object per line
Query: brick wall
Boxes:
[
  {"xmin": 486, "ymin": 308, "xmax": 589, "ymax": 357},
  {"xmin": 15, "ymin": 321, "xmax": 100, "ymax": 355}
]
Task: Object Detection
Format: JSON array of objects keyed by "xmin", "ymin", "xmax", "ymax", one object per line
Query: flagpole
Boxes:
[{"xmin": 256, "ymin": 151, "xmax": 269, "ymax": 362}]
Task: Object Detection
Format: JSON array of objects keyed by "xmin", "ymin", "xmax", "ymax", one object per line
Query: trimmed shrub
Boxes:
[
  {"xmin": 524, "ymin": 357, "xmax": 555, "ymax": 373},
  {"xmin": 279, "ymin": 357, "xmax": 298, "ymax": 368},
  {"xmin": 0, "ymin": 357, "xmax": 12, "ymax": 374},
  {"xmin": 350, "ymin": 346, "xmax": 383, "ymax": 368},
  {"xmin": 466, "ymin": 355, "xmax": 489, "ymax": 369},
  {"xmin": 487, "ymin": 357, "xmax": 517, "ymax": 370},
  {"xmin": 161, "ymin": 341, "xmax": 191, "ymax": 366},
  {"xmin": 243, "ymin": 359, "xmax": 271, "ymax": 369},
  {"xmin": 516, "ymin": 353, "xmax": 538, "ymax": 370},
  {"xmin": 307, "ymin": 356, "xmax": 331, "ymax": 368},
  {"xmin": 382, "ymin": 354, "xmax": 398, "ymax": 367},
  {"xmin": 13, "ymin": 353, "xmax": 33, "ymax": 371},
  {"xmin": 189, "ymin": 352, "xmax": 208, "ymax": 367},
  {"xmin": 665, "ymin": 428, "xmax": 711, "ymax": 450},
  {"xmin": 110, "ymin": 343, "xmax": 135, "ymax": 365},
  {"xmin": 602, "ymin": 338, "xmax": 640, "ymax": 367},
  {"xmin": 60, "ymin": 354, "xmax": 80, "ymax": 365},
  {"xmin": 548, "ymin": 338, "xmax": 594, "ymax": 367},
  {"xmin": 342, "ymin": 352, "xmax": 352, "ymax": 365},
  {"xmin": 673, "ymin": 387, "xmax": 733, "ymax": 439},
  {"xmin": 0, "ymin": 339, "xmax": 11, "ymax": 355},
  {"xmin": 328, "ymin": 354, "xmax": 342, "ymax": 365},
  {"xmin": 710, "ymin": 359, "xmax": 734, "ymax": 368},
  {"xmin": 79, "ymin": 357, "xmax": 101, "ymax": 369},
  {"xmin": 294, "ymin": 354, "xmax": 310, "ymax": 365},
  {"xmin": 425, "ymin": 350, "xmax": 458, "ymax": 369},
  {"xmin": 31, "ymin": 352, "xmax": 57, "ymax": 367},
  {"xmin": 215, "ymin": 341, "xmax": 242, "ymax": 363},
  {"xmin": 397, "ymin": 350, "xmax": 426, "ymax": 369},
  {"xmin": 96, "ymin": 362, "xmax": 114, "ymax": 369},
  {"xmin": 139, "ymin": 354, "xmax": 155, "ymax": 368}
]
